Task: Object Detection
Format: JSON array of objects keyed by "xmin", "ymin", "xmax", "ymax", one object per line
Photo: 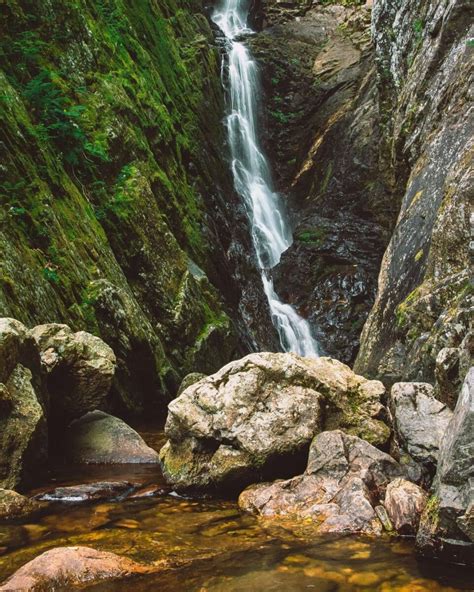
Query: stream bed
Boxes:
[{"xmin": 0, "ymin": 431, "xmax": 472, "ymax": 591}]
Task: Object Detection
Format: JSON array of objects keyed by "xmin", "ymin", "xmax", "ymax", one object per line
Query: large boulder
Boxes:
[
  {"xmin": 159, "ymin": 353, "xmax": 390, "ymax": 491},
  {"xmin": 65, "ymin": 410, "xmax": 160, "ymax": 464},
  {"xmin": 389, "ymin": 382, "xmax": 453, "ymax": 469},
  {"xmin": 416, "ymin": 368, "xmax": 474, "ymax": 565},
  {"xmin": 30, "ymin": 324, "xmax": 116, "ymax": 426},
  {"xmin": 239, "ymin": 430, "xmax": 403, "ymax": 535},
  {"xmin": 0, "ymin": 319, "xmax": 47, "ymax": 490},
  {"xmin": 0, "ymin": 546, "xmax": 155, "ymax": 591}
]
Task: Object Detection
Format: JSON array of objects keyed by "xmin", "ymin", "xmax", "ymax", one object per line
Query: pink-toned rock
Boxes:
[
  {"xmin": 0, "ymin": 546, "xmax": 155, "ymax": 591},
  {"xmin": 384, "ymin": 478, "xmax": 428, "ymax": 534},
  {"xmin": 239, "ymin": 430, "xmax": 403, "ymax": 535}
]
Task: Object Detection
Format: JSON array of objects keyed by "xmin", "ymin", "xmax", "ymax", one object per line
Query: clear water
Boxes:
[
  {"xmin": 212, "ymin": 0, "xmax": 320, "ymax": 357},
  {"xmin": 1, "ymin": 431, "xmax": 472, "ymax": 591}
]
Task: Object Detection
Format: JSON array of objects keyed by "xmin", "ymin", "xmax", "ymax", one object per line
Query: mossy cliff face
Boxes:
[
  {"xmin": 0, "ymin": 0, "xmax": 267, "ymax": 415},
  {"xmin": 354, "ymin": 0, "xmax": 473, "ymax": 390}
]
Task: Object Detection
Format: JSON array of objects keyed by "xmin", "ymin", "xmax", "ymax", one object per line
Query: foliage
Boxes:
[{"xmin": 23, "ymin": 69, "xmax": 108, "ymax": 165}]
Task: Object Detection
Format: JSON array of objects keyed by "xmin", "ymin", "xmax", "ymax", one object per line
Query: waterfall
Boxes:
[{"xmin": 212, "ymin": 0, "xmax": 319, "ymax": 358}]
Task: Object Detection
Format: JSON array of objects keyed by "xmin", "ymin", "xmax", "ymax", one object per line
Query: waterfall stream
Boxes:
[{"xmin": 212, "ymin": 0, "xmax": 319, "ymax": 358}]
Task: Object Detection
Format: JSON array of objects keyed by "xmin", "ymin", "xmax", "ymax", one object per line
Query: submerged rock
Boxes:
[
  {"xmin": 65, "ymin": 410, "xmax": 160, "ymax": 464},
  {"xmin": 30, "ymin": 324, "xmax": 116, "ymax": 426},
  {"xmin": 239, "ymin": 430, "xmax": 403, "ymax": 535},
  {"xmin": 0, "ymin": 319, "xmax": 47, "ymax": 490},
  {"xmin": 0, "ymin": 489, "xmax": 44, "ymax": 521},
  {"xmin": 160, "ymin": 353, "xmax": 390, "ymax": 491},
  {"xmin": 0, "ymin": 546, "xmax": 155, "ymax": 591},
  {"xmin": 384, "ymin": 478, "xmax": 427, "ymax": 535},
  {"xmin": 35, "ymin": 481, "xmax": 135, "ymax": 503},
  {"xmin": 416, "ymin": 368, "xmax": 474, "ymax": 565},
  {"xmin": 389, "ymin": 382, "xmax": 453, "ymax": 468}
]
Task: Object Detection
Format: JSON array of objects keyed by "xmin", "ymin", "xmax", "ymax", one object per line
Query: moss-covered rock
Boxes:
[{"xmin": 0, "ymin": 319, "xmax": 47, "ymax": 490}]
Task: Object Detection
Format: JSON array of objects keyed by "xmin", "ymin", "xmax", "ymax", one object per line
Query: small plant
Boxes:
[{"xmin": 42, "ymin": 265, "xmax": 60, "ymax": 284}]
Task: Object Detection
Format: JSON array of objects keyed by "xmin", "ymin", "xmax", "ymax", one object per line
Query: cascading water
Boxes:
[{"xmin": 212, "ymin": 0, "xmax": 319, "ymax": 358}]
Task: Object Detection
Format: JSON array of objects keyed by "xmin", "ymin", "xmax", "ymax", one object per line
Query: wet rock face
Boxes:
[
  {"xmin": 239, "ymin": 430, "xmax": 403, "ymax": 535},
  {"xmin": 248, "ymin": 3, "xmax": 390, "ymax": 364},
  {"xmin": 31, "ymin": 324, "xmax": 116, "ymax": 428},
  {"xmin": 0, "ymin": 319, "xmax": 47, "ymax": 490},
  {"xmin": 389, "ymin": 382, "xmax": 453, "ymax": 470},
  {"xmin": 65, "ymin": 410, "xmax": 160, "ymax": 464},
  {"xmin": 159, "ymin": 352, "xmax": 390, "ymax": 491},
  {"xmin": 417, "ymin": 368, "xmax": 474, "ymax": 566},
  {"xmin": 355, "ymin": 0, "xmax": 473, "ymax": 385},
  {"xmin": 0, "ymin": 546, "xmax": 155, "ymax": 591}
]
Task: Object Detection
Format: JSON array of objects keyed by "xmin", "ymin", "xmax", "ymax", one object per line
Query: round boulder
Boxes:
[
  {"xmin": 65, "ymin": 410, "xmax": 160, "ymax": 464},
  {"xmin": 0, "ymin": 546, "xmax": 154, "ymax": 591},
  {"xmin": 160, "ymin": 352, "xmax": 390, "ymax": 491}
]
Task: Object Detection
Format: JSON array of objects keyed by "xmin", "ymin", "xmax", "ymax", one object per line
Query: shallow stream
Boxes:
[{"xmin": 0, "ymin": 430, "xmax": 472, "ymax": 591}]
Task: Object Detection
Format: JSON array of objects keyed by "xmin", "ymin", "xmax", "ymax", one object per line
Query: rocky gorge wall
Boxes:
[
  {"xmin": 0, "ymin": 0, "xmax": 279, "ymax": 417},
  {"xmin": 354, "ymin": 0, "xmax": 473, "ymax": 392},
  {"xmin": 248, "ymin": 0, "xmax": 472, "ymax": 388}
]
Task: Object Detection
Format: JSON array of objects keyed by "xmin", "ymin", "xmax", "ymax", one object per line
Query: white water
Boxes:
[{"xmin": 212, "ymin": 0, "xmax": 319, "ymax": 357}]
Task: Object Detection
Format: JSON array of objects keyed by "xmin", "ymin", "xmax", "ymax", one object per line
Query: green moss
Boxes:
[
  {"xmin": 296, "ymin": 227, "xmax": 328, "ymax": 247},
  {"xmin": 424, "ymin": 495, "xmax": 440, "ymax": 529},
  {"xmin": 0, "ymin": 0, "xmax": 238, "ymax": 408}
]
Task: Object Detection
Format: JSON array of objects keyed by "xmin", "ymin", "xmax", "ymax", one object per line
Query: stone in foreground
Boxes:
[
  {"xmin": 160, "ymin": 353, "xmax": 390, "ymax": 491},
  {"xmin": 389, "ymin": 382, "xmax": 452, "ymax": 468},
  {"xmin": 65, "ymin": 410, "xmax": 159, "ymax": 464},
  {"xmin": 0, "ymin": 546, "xmax": 154, "ymax": 591},
  {"xmin": 239, "ymin": 430, "xmax": 403, "ymax": 535},
  {"xmin": 416, "ymin": 368, "xmax": 474, "ymax": 566},
  {"xmin": 384, "ymin": 478, "xmax": 427, "ymax": 535}
]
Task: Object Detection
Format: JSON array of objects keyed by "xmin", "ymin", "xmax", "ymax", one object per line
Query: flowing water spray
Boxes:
[{"xmin": 212, "ymin": 0, "xmax": 319, "ymax": 357}]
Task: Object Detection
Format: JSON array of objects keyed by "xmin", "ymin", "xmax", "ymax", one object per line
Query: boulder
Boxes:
[
  {"xmin": 416, "ymin": 368, "xmax": 474, "ymax": 565},
  {"xmin": 384, "ymin": 478, "xmax": 427, "ymax": 535},
  {"xmin": 160, "ymin": 353, "xmax": 390, "ymax": 491},
  {"xmin": 389, "ymin": 383, "xmax": 453, "ymax": 468},
  {"xmin": 0, "ymin": 489, "xmax": 44, "ymax": 521},
  {"xmin": 0, "ymin": 319, "xmax": 47, "ymax": 490},
  {"xmin": 65, "ymin": 410, "xmax": 160, "ymax": 464},
  {"xmin": 239, "ymin": 430, "xmax": 403, "ymax": 535},
  {"xmin": 30, "ymin": 324, "xmax": 116, "ymax": 425},
  {"xmin": 0, "ymin": 546, "xmax": 154, "ymax": 591}
]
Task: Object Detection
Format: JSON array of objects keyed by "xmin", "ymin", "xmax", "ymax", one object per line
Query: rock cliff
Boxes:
[
  {"xmin": 249, "ymin": 0, "xmax": 472, "ymax": 382},
  {"xmin": 0, "ymin": 0, "xmax": 279, "ymax": 417}
]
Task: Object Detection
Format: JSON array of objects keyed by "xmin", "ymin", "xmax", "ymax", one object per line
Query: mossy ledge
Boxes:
[{"xmin": 0, "ymin": 0, "xmax": 243, "ymax": 416}]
